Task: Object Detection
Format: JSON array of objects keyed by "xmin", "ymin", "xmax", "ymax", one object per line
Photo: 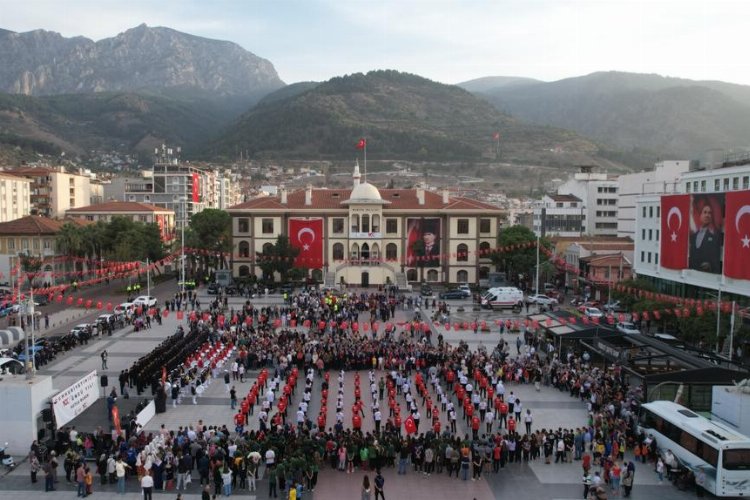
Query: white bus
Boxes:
[{"xmin": 639, "ymin": 401, "xmax": 750, "ymax": 497}]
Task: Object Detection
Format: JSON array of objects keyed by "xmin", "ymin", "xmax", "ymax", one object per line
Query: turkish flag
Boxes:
[
  {"xmin": 660, "ymin": 194, "xmax": 690, "ymax": 269},
  {"xmin": 356, "ymin": 138, "xmax": 366, "ymax": 150},
  {"xmin": 493, "ymin": 132, "xmax": 500, "ymax": 140},
  {"xmin": 191, "ymin": 173, "xmax": 200, "ymax": 202},
  {"xmin": 723, "ymin": 189, "xmax": 750, "ymax": 280},
  {"xmin": 289, "ymin": 218, "xmax": 323, "ymax": 268}
]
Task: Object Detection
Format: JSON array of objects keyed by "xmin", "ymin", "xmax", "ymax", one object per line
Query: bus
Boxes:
[{"xmin": 639, "ymin": 401, "xmax": 750, "ymax": 497}]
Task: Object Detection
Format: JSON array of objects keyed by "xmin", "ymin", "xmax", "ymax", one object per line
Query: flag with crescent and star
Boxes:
[
  {"xmin": 289, "ymin": 218, "xmax": 324, "ymax": 269},
  {"xmin": 660, "ymin": 194, "xmax": 690, "ymax": 269},
  {"xmin": 723, "ymin": 189, "xmax": 750, "ymax": 280}
]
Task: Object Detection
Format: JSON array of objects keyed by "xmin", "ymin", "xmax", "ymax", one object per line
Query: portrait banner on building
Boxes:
[
  {"xmin": 689, "ymin": 193, "xmax": 724, "ymax": 274},
  {"xmin": 289, "ymin": 218, "xmax": 323, "ymax": 269},
  {"xmin": 51, "ymin": 370, "xmax": 98, "ymax": 428},
  {"xmin": 660, "ymin": 194, "xmax": 690, "ymax": 270},
  {"xmin": 723, "ymin": 189, "xmax": 750, "ymax": 280},
  {"xmin": 406, "ymin": 218, "xmax": 441, "ymax": 267}
]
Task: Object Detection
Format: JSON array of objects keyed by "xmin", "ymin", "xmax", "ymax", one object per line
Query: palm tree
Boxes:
[{"xmin": 56, "ymin": 223, "xmax": 84, "ymax": 274}]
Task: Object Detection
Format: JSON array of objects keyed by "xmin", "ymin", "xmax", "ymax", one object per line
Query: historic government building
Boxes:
[{"xmin": 228, "ymin": 163, "xmax": 504, "ymax": 287}]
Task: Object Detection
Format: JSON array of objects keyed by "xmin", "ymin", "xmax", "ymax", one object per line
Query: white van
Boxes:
[{"xmin": 481, "ymin": 287, "xmax": 524, "ymax": 310}]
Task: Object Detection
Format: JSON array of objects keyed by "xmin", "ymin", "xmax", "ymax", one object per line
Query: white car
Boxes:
[
  {"xmin": 528, "ymin": 294, "xmax": 558, "ymax": 306},
  {"xmin": 133, "ymin": 296, "xmax": 157, "ymax": 307},
  {"xmin": 70, "ymin": 323, "xmax": 92, "ymax": 337},
  {"xmin": 616, "ymin": 322, "xmax": 640, "ymax": 335},
  {"xmin": 457, "ymin": 284, "xmax": 472, "ymax": 297},
  {"xmin": 584, "ymin": 307, "xmax": 604, "ymax": 318}
]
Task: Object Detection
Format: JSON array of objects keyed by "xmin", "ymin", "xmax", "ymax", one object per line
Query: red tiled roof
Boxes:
[
  {"xmin": 579, "ymin": 242, "xmax": 634, "ymax": 251},
  {"xmin": 229, "ymin": 188, "xmax": 502, "ymax": 212},
  {"xmin": 4, "ymin": 167, "xmax": 57, "ymax": 176},
  {"xmin": 66, "ymin": 201, "xmax": 172, "ymax": 213},
  {"xmin": 0, "ymin": 216, "xmax": 64, "ymax": 235},
  {"xmin": 581, "ymin": 254, "xmax": 632, "ymax": 266}
]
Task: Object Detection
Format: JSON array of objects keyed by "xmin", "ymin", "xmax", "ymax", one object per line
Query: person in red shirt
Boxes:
[
  {"xmin": 493, "ymin": 443, "xmax": 502, "ymax": 473},
  {"xmin": 466, "ymin": 403, "xmax": 474, "ymax": 425},
  {"xmin": 471, "ymin": 415, "xmax": 480, "ymax": 440},
  {"xmin": 352, "ymin": 414, "xmax": 362, "ymax": 431},
  {"xmin": 507, "ymin": 416, "xmax": 516, "ymax": 433},
  {"xmin": 499, "ymin": 401, "xmax": 509, "ymax": 428},
  {"xmin": 234, "ymin": 411, "xmax": 245, "ymax": 433}
]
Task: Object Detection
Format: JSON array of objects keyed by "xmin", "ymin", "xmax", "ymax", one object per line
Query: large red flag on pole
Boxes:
[
  {"xmin": 660, "ymin": 194, "xmax": 690, "ymax": 269},
  {"xmin": 356, "ymin": 138, "xmax": 366, "ymax": 150},
  {"xmin": 723, "ymin": 189, "xmax": 750, "ymax": 280}
]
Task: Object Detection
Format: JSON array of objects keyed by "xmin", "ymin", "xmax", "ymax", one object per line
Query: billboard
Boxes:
[
  {"xmin": 658, "ymin": 191, "xmax": 750, "ymax": 280},
  {"xmin": 688, "ymin": 193, "xmax": 724, "ymax": 274},
  {"xmin": 289, "ymin": 218, "xmax": 323, "ymax": 269},
  {"xmin": 406, "ymin": 218, "xmax": 441, "ymax": 267},
  {"xmin": 51, "ymin": 370, "xmax": 99, "ymax": 428}
]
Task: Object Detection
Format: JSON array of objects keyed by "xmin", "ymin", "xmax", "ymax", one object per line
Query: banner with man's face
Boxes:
[
  {"xmin": 406, "ymin": 218, "xmax": 441, "ymax": 267},
  {"xmin": 689, "ymin": 193, "xmax": 724, "ymax": 274}
]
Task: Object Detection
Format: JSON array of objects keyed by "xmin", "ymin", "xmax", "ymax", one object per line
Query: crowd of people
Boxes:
[{"xmin": 28, "ymin": 287, "xmax": 681, "ymax": 499}]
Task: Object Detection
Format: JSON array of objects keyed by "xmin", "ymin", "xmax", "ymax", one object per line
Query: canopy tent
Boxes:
[{"xmin": 0, "ymin": 328, "xmax": 24, "ymax": 346}]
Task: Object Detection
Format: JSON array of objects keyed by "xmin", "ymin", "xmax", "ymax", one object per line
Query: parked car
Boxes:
[
  {"xmin": 0, "ymin": 357, "xmax": 25, "ymax": 374},
  {"xmin": 604, "ymin": 300, "xmax": 624, "ymax": 312},
  {"xmin": 584, "ymin": 307, "xmax": 604, "ymax": 318},
  {"xmin": 96, "ymin": 314, "xmax": 116, "ymax": 328},
  {"xmin": 616, "ymin": 321, "xmax": 641, "ymax": 335},
  {"xmin": 528, "ymin": 294, "xmax": 558, "ymax": 306},
  {"xmin": 457, "ymin": 284, "xmax": 472, "ymax": 297},
  {"xmin": 114, "ymin": 302, "xmax": 134, "ymax": 315},
  {"xmin": 70, "ymin": 323, "xmax": 93, "ymax": 340},
  {"xmin": 206, "ymin": 283, "xmax": 220, "ymax": 295},
  {"xmin": 439, "ymin": 290, "xmax": 466, "ymax": 300},
  {"xmin": 420, "ymin": 284, "xmax": 433, "ymax": 297},
  {"xmin": 133, "ymin": 296, "xmax": 157, "ymax": 307}
]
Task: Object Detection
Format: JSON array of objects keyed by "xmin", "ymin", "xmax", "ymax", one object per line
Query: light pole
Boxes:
[
  {"xmin": 180, "ymin": 196, "xmax": 186, "ymax": 294},
  {"xmin": 534, "ymin": 235, "xmax": 540, "ymax": 295},
  {"xmin": 19, "ymin": 253, "xmax": 40, "ymax": 380}
]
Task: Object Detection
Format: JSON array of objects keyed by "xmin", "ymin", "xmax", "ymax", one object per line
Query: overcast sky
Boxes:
[{"xmin": 3, "ymin": 0, "xmax": 748, "ymax": 86}]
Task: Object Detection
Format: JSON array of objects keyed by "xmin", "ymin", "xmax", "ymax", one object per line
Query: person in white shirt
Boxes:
[
  {"xmin": 485, "ymin": 410, "xmax": 495, "ymax": 433},
  {"xmin": 140, "ymin": 471, "xmax": 154, "ymax": 500}
]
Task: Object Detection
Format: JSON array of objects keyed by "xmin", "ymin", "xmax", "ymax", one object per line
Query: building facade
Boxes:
[
  {"xmin": 634, "ymin": 160, "xmax": 750, "ymax": 298},
  {"xmin": 532, "ymin": 194, "xmax": 584, "ymax": 237},
  {"xmin": 0, "ymin": 173, "xmax": 31, "ymax": 222},
  {"xmin": 5, "ymin": 167, "xmax": 93, "ymax": 218},
  {"xmin": 228, "ymin": 164, "xmax": 504, "ymax": 287},
  {"xmin": 616, "ymin": 160, "xmax": 690, "ymax": 239},
  {"xmin": 65, "ymin": 201, "xmax": 176, "ymax": 243}
]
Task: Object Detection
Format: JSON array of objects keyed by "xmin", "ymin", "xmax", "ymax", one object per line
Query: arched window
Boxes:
[
  {"xmin": 407, "ymin": 269, "xmax": 418, "ymax": 281},
  {"xmin": 362, "ymin": 214, "xmax": 370, "ymax": 233},
  {"xmin": 372, "ymin": 214, "xmax": 380, "ymax": 233},
  {"xmin": 457, "ymin": 270, "xmax": 469, "ymax": 283},
  {"xmin": 351, "ymin": 214, "xmax": 360, "ymax": 233},
  {"xmin": 311, "ymin": 269, "xmax": 323, "ymax": 281},
  {"xmin": 427, "ymin": 269, "xmax": 439, "ymax": 282},
  {"xmin": 361, "ymin": 243, "xmax": 370, "ymax": 260},
  {"xmin": 351, "ymin": 243, "xmax": 360, "ymax": 261},
  {"xmin": 479, "ymin": 266, "xmax": 490, "ymax": 279},
  {"xmin": 239, "ymin": 265, "xmax": 250, "ymax": 277},
  {"xmin": 333, "ymin": 243, "xmax": 345, "ymax": 260},
  {"xmin": 386, "ymin": 243, "xmax": 398, "ymax": 261},
  {"xmin": 262, "ymin": 242, "xmax": 274, "ymax": 254},
  {"xmin": 238, "ymin": 241, "xmax": 250, "ymax": 258},
  {"xmin": 457, "ymin": 243, "xmax": 469, "ymax": 262},
  {"xmin": 479, "ymin": 241, "xmax": 491, "ymax": 256},
  {"xmin": 371, "ymin": 243, "xmax": 380, "ymax": 261}
]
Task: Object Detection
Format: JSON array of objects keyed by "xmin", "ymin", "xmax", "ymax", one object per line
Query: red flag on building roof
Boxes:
[{"xmin": 356, "ymin": 138, "xmax": 366, "ymax": 150}]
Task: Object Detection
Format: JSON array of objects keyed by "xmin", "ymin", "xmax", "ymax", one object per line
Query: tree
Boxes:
[
  {"xmin": 56, "ymin": 222, "xmax": 85, "ymax": 272},
  {"xmin": 255, "ymin": 236, "xmax": 300, "ymax": 283},
  {"xmin": 491, "ymin": 225, "xmax": 552, "ymax": 290},
  {"xmin": 185, "ymin": 209, "xmax": 232, "ymax": 270}
]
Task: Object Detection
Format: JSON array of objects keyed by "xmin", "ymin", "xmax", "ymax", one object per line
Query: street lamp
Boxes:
[
  {"xmin": 180, "ymin": 196, "xmax": 187, "ymax": 294},
  {"xmin": 18, "ymin": 252, "xmax": 41, "ymax": 380}
]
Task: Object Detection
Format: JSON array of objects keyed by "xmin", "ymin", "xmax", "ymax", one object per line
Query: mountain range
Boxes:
[{"xmin": 0, "ymin": 24, "xmax": 749, "ymax": 167}]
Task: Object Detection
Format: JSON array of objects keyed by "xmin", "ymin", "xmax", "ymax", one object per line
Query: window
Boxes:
[
  {"xmin": 372, "ymin": 215, "xmax": 380, "ymax": 233},
  {"xmin": 655, "ymin": 253, "xmax": 659, "ymax": 265},
  {"xmin": 262, "ymin": 243, "xmax": 273, "ymax": 254},
  {"xmin": 351, "ymin": 214, "xmax": 359, "ymax": 233},
  {"xmin": 642, "ymin": 206, "xmax": 647, "ymax": 218},
  {"xmin": 361, "ymin": 214, "xmax": 370, "ymax": 233},
  {"xmin": 457, "ymin": 219, "xmax": 469, "ymax": 234},
  {"xmin": 693, "ymin": 181, "xmax": 698, "ymax": 192},
  {"xmin": 733, "ymin": 177, "xmax": 739, "ymax": 190},
  {"xmin": 261, "ymin": 218, "xmax": 274, "ymax": 234},
  {"xmin": 32, "ymin": 239, "xmax": 39, "ymax": 250},
  {"xmin": 743, "ymin": 176, "xmax": 749, "ymax": 189},
  {"xmin": 350, "ymin": 243, "xmax": 359, "ymax": 260},
  {"xmin": 332, "ymin": 218, "xmax": 345, "ymax": 234},
  {"xmin": 648, "ymin": 229, "xmax": 653, "ymax": 240},
  {"xmin": 723, "ymin": 449, "xmax": 750, "ymax": 470},
  {"xmin": 407, "ymin": 269, "xmax": 418, "ymax": 281},
  {"xmin": 656, "ymin": 230, "xmax": 660, "ymax": 241},
  {"xmin": 649, "ymin": 206, "xmax": 653, "ymax": 218},
  {"xmin": 457, "ymin": 244, "xmax": 469, "ymax": 262},
  {"xmin": 371, "ymin": 243, "xmax": 380, "ymax": 261},
  {"xmin": 641, "ymin": 251, "xmax": 645, "ymax": 262},
  {"xmin": 385, "ymin": 243, "xmax": 397, "ymax": 261},
  {"xmin": 556, "ymin": 202, "xmax": 563, "ymax": 208},
  {"xmin": 570, "ymin": 202, "xmax": 578, "ymax": 208},
  {"xmin": 656, "ymin": 206, "xmax": 660, "ymax": 217},
  {"xmin": 647, "ymin": 252, "xmax": 651, "ymax": 264},
  {"xmin": 43, "ymin": 240, "xmax": 51, "ymax": 249},
  {"xmin": 238, "ymin": 218, "xmax": 249, "ymax": 233},
  {"xmin": 457, "ymin": 270, "xmax": 469, "ymax": 282},
  {"xmin": 21, "ymin": 238, "xmax": 28, "ymax": 250},
  {"xmin": 642, "ymin": 229, "xmax": 646, "ymax": 240},
  {"xmin": 238, "ymin": 241, "xmax": 250, "ymax": 258},
  {"xmin": 238, "ymin": 265, "xmax": 250, "ymax": 277},
  {"xmin": 723, "ymin": 178, "xmax": 730, "ymax": 191},
  {"xmin": 686, "ymin": 182, "xmax": 691, "ymax": 193},
  {"xmin": 715, "ymin": 179, "xmax": 721, "ymax": 192},
  {"xmin": 333, "ymin": 243, "xmax": 344, "ymax": 260},
  {"xmin": 386, "ymin": 218, "xmax": 398, "ymax": 234},
  {"xmin": 479, "ymin": 241, "xmax": 491, "ymax": 256},
  {"xmin": 480, "ymin": 218, "xmax": 491, "ymax": 233},
  {"xmin": 427, "ymin": 269, "xmax": 439, "ymax": 281}
]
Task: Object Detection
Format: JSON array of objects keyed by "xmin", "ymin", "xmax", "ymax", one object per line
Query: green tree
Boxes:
[
  {"xmin": 255, "ymin": 236, "xmax": 300, "ymax": 283},
  {"xmin": 185, "ymin": 209, "xmax": 232, "ymax": 270},
  {"xmin": 491, "ymin": 225, "xmax": 552, "ymax": 290},
  {"xmin": 56, "ymin": 222, "xmax": 85, "ymax": 272}
]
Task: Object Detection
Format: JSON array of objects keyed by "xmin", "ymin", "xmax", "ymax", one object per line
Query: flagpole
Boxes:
[{"xmin": 364, "ymin": 138, "xmax": 367, "ymax": 183}]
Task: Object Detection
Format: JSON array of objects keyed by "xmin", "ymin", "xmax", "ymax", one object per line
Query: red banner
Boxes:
[
  {"xmin": 660, "ymin": 194, "xmax": 690, "ymax": 269},
  {"xmin": 192, "ymin": 173, "xmax": 200, "ymax": 203},
  {"xmin": 724, "ymin": 189, "xmax": 750, "ymax": 280},
  {"xmin": 289, "ymin": 219, "xmax": 323, "ymax": 269}
]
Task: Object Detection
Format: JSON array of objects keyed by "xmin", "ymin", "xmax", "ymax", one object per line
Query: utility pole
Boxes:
[
  {"xmin": 715, "ymin": 286, "xmax": 722, "ymax": 353},
  {"xmin": 146, "ymin": 258, "xmax": 150, "ymax": 298},
  {"xmin": 181, "ymin": 196, "xmax": 186, "ymax": 294},
  {"xmin": 535, "ymin": 235, "xmax": 540, "ymax": 295},
  {"xmin": 729, "ymin": 300, "xmax": 736, "ymax": 361}
]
